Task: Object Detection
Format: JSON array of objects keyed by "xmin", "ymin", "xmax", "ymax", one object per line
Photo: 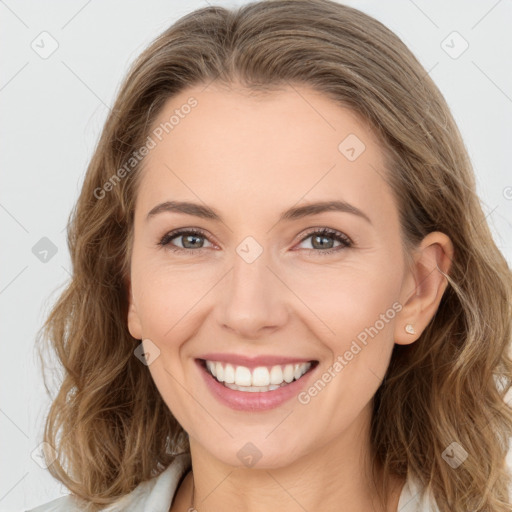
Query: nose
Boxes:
[{"xmin": 215, "ymin": 248, "xmax": 289, "ymax": 340}]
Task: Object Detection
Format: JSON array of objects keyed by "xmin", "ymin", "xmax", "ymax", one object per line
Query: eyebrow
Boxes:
[{"xmin": 146, "ymin": 199, "xmax": 372, "ymax": 225}]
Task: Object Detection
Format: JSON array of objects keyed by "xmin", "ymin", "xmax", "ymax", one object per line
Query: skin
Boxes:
[{"xmin": 127, "ymin": 83, "xmax": 454, "ymax": 512}]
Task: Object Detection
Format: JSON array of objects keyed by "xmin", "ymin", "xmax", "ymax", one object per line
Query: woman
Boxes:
[{"xmin": 28, "ymin": 0, "xmax": 512, "ymax": 511}]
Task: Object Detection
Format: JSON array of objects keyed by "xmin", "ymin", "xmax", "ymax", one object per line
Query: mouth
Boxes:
[{"xmin": 197, "ymin": 358, "xmax": 319, "ymax": 393}]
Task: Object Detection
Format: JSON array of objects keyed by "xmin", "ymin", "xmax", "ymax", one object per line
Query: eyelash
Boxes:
[{"xmin": 158, "ymin": 227, "xmax": 353, "ymax": 256}]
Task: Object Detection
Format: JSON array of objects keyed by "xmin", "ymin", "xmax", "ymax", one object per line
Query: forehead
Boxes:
[{"xmin": 136, "ymin": 83, "xmax": 396, "ymax": 226}]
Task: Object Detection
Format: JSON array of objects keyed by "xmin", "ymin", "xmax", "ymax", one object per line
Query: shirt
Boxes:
[{"xmin": 26, "ymin": 452, "xmax": 439, "ymax": 511}]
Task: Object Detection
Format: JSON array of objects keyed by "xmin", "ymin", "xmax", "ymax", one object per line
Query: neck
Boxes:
[{"xmin": 176, "ymin": 404, "xmax": 405, "ymax": 512}]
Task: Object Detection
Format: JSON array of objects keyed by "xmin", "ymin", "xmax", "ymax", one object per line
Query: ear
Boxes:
[
  {"xmin": 394, "ymin": 231, "xmax": 454, "ymax": 345},
  {"xmin": 127, "ymin": 279, "xmax": 143, "ymax": 340}
]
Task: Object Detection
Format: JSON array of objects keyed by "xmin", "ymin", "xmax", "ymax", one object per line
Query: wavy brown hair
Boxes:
[{"xmin": 36, "ymin": 0, "xmax": 512, "ymax": 510}]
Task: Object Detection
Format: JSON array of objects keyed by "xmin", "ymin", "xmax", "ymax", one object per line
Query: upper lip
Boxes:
[{"xmin": 197, "ymin": 353, "xmax": 318, "ymax": 369}]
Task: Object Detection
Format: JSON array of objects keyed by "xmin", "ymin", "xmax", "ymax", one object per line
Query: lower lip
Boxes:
[{"xmin": 196, "ymin": 359, "xmax": 318, "ymax": 411}]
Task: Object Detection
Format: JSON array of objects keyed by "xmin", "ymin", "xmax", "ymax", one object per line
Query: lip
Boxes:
[
  {"xmin": 196, "ymin": 358, "xmax": 319, "ymax": 411},
  {"xmin": 197, "ymin": 352, "xmax": 315, "ymax": 369}
]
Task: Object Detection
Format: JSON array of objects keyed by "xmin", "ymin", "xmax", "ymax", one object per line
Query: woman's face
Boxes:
[{"xmin": 127, "ymin": 83, "xmax": 415, "ymax": 468}]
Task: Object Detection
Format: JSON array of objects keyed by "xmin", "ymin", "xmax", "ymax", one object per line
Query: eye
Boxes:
[
  {"xmin": 158, "ymin": 228, "xmax": 213, "ymax": 253},
  {"xmin": 158, "ymin": 227, "xmax": 353, "ymax": 255},
  {"xmin": 295, "ymin": 227, "xmax": 352, "ymax": 255}
]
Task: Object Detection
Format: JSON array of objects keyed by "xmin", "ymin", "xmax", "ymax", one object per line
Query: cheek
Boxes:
[
  {"xmin": 132, "ymin": 251, "xmax": 216, "ymax": 341},
  {"xmin": 286, "ymin": 258, "xmax": 401, "ymax": 408},
  {"xmin": 285, "ymin": 257, "xmax": 402, "ymax": 346}
]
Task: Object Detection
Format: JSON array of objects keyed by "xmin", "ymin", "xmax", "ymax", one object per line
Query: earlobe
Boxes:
[
  {"xmin": 127, "ymin": 281, "xmax": 143, "ymax": 340},
  {"xmin": 404, "ymin": 323, "xmax": 416, "ymax": 335},
  {"xmin": 394, "ymin": 232, "xmax": 454, "ymax": 346}
]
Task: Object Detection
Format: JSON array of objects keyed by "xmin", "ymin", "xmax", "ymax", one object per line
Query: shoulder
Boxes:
[
  {"xmin": 26, "ymin": 495, "xmax": 80, "ymax": 512},
  {"xmin": 26, "ymin": 452, "xmax": 192, "ymax": 512},
  {"xmin": 398, "ymin": 471, "xmax": 440, "ymax": 512}
]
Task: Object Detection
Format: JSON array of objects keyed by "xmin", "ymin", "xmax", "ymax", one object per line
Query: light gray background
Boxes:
[{"xmin": 1, "ymin": 1, "xmax": 511, "ymax": 510}]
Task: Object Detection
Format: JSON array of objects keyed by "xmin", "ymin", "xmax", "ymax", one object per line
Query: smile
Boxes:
[{"xmin": 201, "ymin": 359, "xmax": 317, "ymax": 392}]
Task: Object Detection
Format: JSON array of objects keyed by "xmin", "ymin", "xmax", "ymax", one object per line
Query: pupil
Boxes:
[
  {"xmin": 181, "ymin": 234, "xmax": 335, "ymax": 250},
  {"xmin": 183, "ymin": 234, "xmax": 203, "ymax": 249},
  {"xmin": 312, "ymin": 234, "xmax": 333, "ymax": 250}
]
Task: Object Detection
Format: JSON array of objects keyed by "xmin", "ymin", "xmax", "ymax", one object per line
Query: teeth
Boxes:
[
  {"xmin": 224, "ymin": 363, "xmax": 235, "ymax": 384},
  {"xmin": 204, "ymin": 360, "xmax": 312, "ymax": 390},
  {"xmin": 224, "ymin": 382, "xmax": 285, "ymax": 392},
  {"xmin": 215, "ymin": 362, "xmax": 224, "ymax": 382},
  {"xmin": 234, "ymin": 366, "xmax": 252, "ymax": 386},
  {"xmin": 269, "ymin": 365, "xmax": 283, "ymax": 384},
  {"xmin": 206, "ymin": 360, "xmax": 216, "ymax": 376},
  {"xmin": 252, "ymin": 367, "xmax": 270, "ymax": 386},
  {"xmin": 293, "ymin": 363, "xmax": 303, "ymax": 380},
  {"xmin": 283, "ymin": 364, "xmax": 294, "ymax": 383}
]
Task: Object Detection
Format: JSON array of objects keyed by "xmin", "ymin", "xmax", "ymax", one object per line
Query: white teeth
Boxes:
[
  {"xmin": 269, "ymin": 365, "xmax": 283, "ymax": 384},
  {"xmin": 206, "ymin": 360, "xmax": 216, "ymax": 376},
  {"xmin": 215, "ymin": 362, "xmax": 224, "ymax": 382},
  {"xmin": 234, "ymin": 366, "xmax": 252, "ymax": 386},
  {"xmin": 283, "ymin": 364, "xmax": 294, "ymax": 383},
  {"xmin": 252, "ymin": 367, "xmax": 270, "ymax": 387},
  {"xmin": 224, "ymin": 363, "xmax": 235, "ymax": 384},
  {"xmin": 204, "ymin": 360, "xmax": 313, "ymax": 390},
  {"xmin": 224, "ymin": 382, "xmax": 284, "ymax": 392}
]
